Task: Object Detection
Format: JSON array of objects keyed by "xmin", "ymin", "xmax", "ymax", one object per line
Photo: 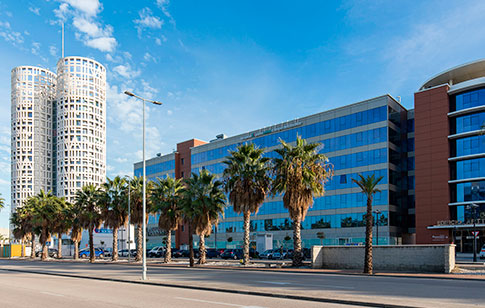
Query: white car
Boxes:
[{"xmin": 479, "ymin": 245, "xmax": 485, "ymax": 259}]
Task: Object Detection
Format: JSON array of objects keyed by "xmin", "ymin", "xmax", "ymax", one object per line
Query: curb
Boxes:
[{"xmin": 0, "ymin": 267, "xmax": 416, "ymax": 308}]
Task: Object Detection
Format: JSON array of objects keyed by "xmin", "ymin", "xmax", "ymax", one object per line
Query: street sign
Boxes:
[
  {"xmin": 466, "ymin": 236, "xmax": 480, "ymax": 239},
  {"xmin": 472, "ymin": 231, "xmax": 479, "ymax": 238}
]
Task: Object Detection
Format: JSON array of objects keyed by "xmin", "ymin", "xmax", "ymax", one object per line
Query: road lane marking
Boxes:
[
  {"xmin": 41, "ymin": 291, "xmax": 65, "ymax": 297},
  {"xmin": 257, "ymin": 281, "xmax": 354, "ymax": 289},
  {"xmin": 257, "ymin": 281, "xmax": 291, "ymax": 285},
  {"xmin": 175, "ymin": 296, "xmax": 266, "ymax": 308}
]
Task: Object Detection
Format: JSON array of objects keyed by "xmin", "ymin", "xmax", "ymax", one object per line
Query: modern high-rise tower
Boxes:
[
  {"xmin": 10, "ymin": 56, "xmax": 107, "ymax": 211},
  {"xmin": 11, "ymin": 66, "xmax": 57, "ymax": 212},
  {"xmin": 56, "ymin": 57, "xmax": 106, "ymax": 202}
]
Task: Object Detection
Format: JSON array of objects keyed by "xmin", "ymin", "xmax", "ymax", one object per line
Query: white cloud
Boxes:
[
  {"xmin": 156, "ymin": 0, "xmax": 176, "ymax": 26},
  {"xmin": 54, "ymin": 3, "xmax": 70, "ymax": 21},
  {"xmin": 134, "ymin": 8, "xmax": 163, "ymax": 35},
  {"xmin": 29, "ymin": 7, "xmax": 40, "ymax": 16},
  {"xmin": 114, "ymin": 157, "xmax": 128, "ymax": 163},
  {"xmin": 167, "ymin": 110, "xmax": 173, "ymax": 116},
  {"xmin": 0, "ymin": 21, "xmax": 24, "ymax": 45},
  {"xmin": 31, "ymin": 42, "xmax": 41, "ymax": 55},
  {"xmin": 113, "ymin": 64, "xmax": 141, "ymax": 79},
  {"xmin": 85, "ymin": 37, "xmax": 117, "ymax": 52},
  {"xmin": 64, "ymin": 0, "xmax": 101, "ymax": 17},
  {"xmin": 155, "ymin": 38, "xmax": 162, "ymax": 45},
  {"xmin": 143, "ymin": 52, "xmax": 157, "ymax": 63},
  {"xmin": 49, "ymin": 45, "xmax": 58, "ymax": 57},
  {"xmin": 72, "ymin": 17, "xmax": 103, "ymax": 37}
]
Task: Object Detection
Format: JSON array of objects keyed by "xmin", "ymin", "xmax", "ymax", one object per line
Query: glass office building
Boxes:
[{"xmin": 135, "ymin": 94, "xmax": 412, "ymax": 249}]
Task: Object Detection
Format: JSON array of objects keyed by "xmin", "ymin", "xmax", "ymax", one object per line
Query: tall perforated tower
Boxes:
[
  {"xmin": 10, "ymin": 66, "xmax": 57, "ymax": 212},
  {"xmin": 55, "ymin": 56, "xmax": 106, "ymax": 202}
]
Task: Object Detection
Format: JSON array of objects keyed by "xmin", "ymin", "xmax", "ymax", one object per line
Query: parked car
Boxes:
[
  {"xmin": 302, "ymin": 247, "xmax": 311, "ymax": 260},
  {"xmin": 103, "ymin": 247, "xmax": 113, "ymax": 257},
  {"xmin": 260, "ymin": 249, "xmax": 274, "ymax": 259},
  {"xmin": 118, "ymin": 249, "xmax": 131, "ymax": 257},
  {"xmin": 221, "ymin": 249, "xmax": 244, "ymax": 260},
  {"xmin": 148, "ymin": 246, "xmax": 165, "ymax": 258},
  {"xmin": 79, "ymin": 247, "xmax": 104, "ymax": 259},
  {"xmin": 206, "ymin": 248, "xmax": 219, "ymax": 258},
  {"xmin": 35, "ymin": 248, "xmax": 58, "ymax": 258},
  {"xmin": 480, "ymin": 245, "xmax": 485, "ymax": 259}
]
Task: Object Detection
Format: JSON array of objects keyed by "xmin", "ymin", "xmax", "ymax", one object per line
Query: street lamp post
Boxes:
[
  {"xmin": 373, "ymin": 210, "xmax": 381, "ymax": 246},
  {"xmin": 466, "ymin": 203, "xmax": 479, "ymax": 262},
  {"xmin": 124, "ymin": 91, "xmax": 162, "ymax": 280},
  {"xmin": 128, "ymin": 179, "xmax": 131, "ymax": 263}
]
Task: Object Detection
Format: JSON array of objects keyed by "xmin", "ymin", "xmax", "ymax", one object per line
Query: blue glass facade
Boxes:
[{"xmin": 450, "ymin": 87, "xmax": 485, "ymax": 224}]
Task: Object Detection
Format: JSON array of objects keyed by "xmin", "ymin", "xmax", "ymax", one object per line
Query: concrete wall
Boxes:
[{"xmin": 312, "ymin": 244, "xmax": 455, "ymax": 273}]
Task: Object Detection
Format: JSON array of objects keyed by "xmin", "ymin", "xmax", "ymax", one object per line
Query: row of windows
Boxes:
[
  {"xmin": 134, "ymin": 160, "xmax": 176, "ymax": 177},
  {"xmin": 455, "ymin": 181, "xmax": 485, "ymax": 203},
  {"xmin": 217, "ymin": 211, "xmax": 389, "ymax": 233},
  {"xmin": 192, "ymin": 106, "xmax": 388, "ymax": 164},
  {"xmin": 454, "ymin": 204, "xmax": 485, "ymax": 222},
  {"xmin": 454, "ymin": 88, "xmax": 485, "ymax": 111},
  {"xmin": 224, "ymin": 190, "xmax": 388, "ymax": 218},
  {"xmin": 454, "ymin": 112, "xmax": 485, "ymax": 134},
  {"xmin": 455, "ymin": 157, "xmax": 485, "ymax": 180},
  {"xmin": 455, "ymin": 135, "xmax": 485, "ymax": 157}
]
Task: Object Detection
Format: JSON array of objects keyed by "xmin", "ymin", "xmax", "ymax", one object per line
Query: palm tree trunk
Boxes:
[
  {"xmin": 188, "ymin": 224, "xmax": 194, "ymax": 267},
  {"xmin": 41, "ymin": 242, "xmax": 47, "ymax": 261},
  {"xmin": 89, "ymin": 227, "xmax": 95, "ymax": 263},
  {"xmin": 198, "ymin": 233, "xmax": 206, "ymax": 264},
  {"xmin": 57, "ymin": 233, "xmax": 62, "ymax": 259},
  {"xmin": 74, "ymin": 240, "xmax": 79, "ymax": 260},
  {"xmin": 136, "ymin": 224, "xmax": 142, "ymax": 262},
  {"xmin": 292, "ymin": 218, "xmax": 303, "ymax": 267},
  {"xmin": 112, "ymin": 226, "xmax": 119, "ymax": 262},
  {"xmin": 164, "ymin": 230, "xmax": 172, "ymax": 263},
  {"xmin": 243, "ymin": 211, "xmax": 252, "ymax": 265},
  {"xmin": 364, "ymin": 196, "xmax": 374, "ymax": 274},
  {"xmin": 20, "ymin": 239, "xmax": 25, "ymax": 258},
  {"xmin": 30, "ymin": 236, "xmax": 35, "ymax": 259}
]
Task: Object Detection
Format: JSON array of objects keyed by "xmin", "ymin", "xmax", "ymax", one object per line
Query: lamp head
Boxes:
[{"xmin": 124, "ymin": 91, "xmax": 135, "ymax": 97}]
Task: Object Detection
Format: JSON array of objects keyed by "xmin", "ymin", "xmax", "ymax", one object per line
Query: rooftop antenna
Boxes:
[{"xmin": 61, "ymin": 22, "xmax": 64, "ymax": 58}]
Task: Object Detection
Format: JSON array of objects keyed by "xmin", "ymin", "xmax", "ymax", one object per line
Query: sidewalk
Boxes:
[{"xmin": 5, "ymin": 256, "xmax": 485, "ymax": 281}]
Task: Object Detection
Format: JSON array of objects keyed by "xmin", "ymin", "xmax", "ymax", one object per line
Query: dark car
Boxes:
[
  {"xmin": 36, "ymin": 248, "xmax": 58, "ymax": 258},
  {"xmin": 206, "ymin": 248, "xmax": 220, "ymax": 258},
  {"xmin": 221, "ymin": 249, "xmax": 243, "ymax": 259}
]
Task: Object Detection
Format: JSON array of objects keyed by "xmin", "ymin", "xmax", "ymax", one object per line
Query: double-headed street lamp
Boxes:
[
  {"xmin": 373, "ymin": 209, "xmax": 381, "ymax": 246},
  {"xmin": 124, "ymin": 90, "xmax": 162, "ymax": 280},
  {"xmin": 466, "ymin": 203, "xmax": 479, "ymax": 263}
]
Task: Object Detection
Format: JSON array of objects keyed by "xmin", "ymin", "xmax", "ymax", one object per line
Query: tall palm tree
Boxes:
[
  {"xmin": 11, "ymin": 210, "xmax": 27, "ymax": 257},
  {"xmin": 0, "ymin": 193, "xmax": 4, "ymax": 210},
  {"xmin": 181, "ymin": 170, "xmax": 226, "ymax": 266},
  {"xmin": 150, "ymin": 176, "xmax": 184, "ymax": 263},
  {"xmin": 29, "ymin": 190, "xmax": 64, "ymax": 261},
  {"xmin": 75, "ymin": 184, "xmax": 103, "ymax": 263},
  {"xmin": 101, "ymin": 176, "xmax": 128, "ymax": 261},
  {"xmin": 352, "ymin": 173, "xmax": 383, "ymax": 275},
  {"xmin": 52, "ymin": 199, "xmax": 71, "ymax": 259},
  {"xmin": 272, "ymin": 136, "xmax": 332, "ymax": 267},
  {"xmin": 128, "ymin": 176, "xmax": 153, "ymax": 262},
  {"xmin": 69, "ymin": 202, "xmax": 84, "ymax": 260},
  {"xmin": 223, "ymin": 143, "xmax": 271, "ymax": 265}
]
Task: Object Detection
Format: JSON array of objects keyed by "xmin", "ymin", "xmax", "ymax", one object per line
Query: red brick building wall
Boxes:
[
  {"xmin": 174, "ymin": 139, "xmax": 207, "ymax": 248},
  {"xmin": 414, "ymin": 85, "xmax": 451, "ymax": 244}
]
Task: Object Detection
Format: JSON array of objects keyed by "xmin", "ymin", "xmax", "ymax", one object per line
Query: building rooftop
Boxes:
[{"xmin": 419, "ymin": 59, "xmax": 485, "ymax": 90}]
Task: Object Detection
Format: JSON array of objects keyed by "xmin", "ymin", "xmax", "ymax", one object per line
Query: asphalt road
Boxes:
[
  {"xmin": 0, "ymin": 271, "xmax": 346, "ymax": 308},
  {"xmin": 1, "ymin": 259, "xmax": 484, "ymax": 307}
]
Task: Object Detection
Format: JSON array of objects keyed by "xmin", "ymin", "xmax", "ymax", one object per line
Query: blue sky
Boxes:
[{"xmin": 1, "ymin": 0, "xmax": 485, "ymax": 229}]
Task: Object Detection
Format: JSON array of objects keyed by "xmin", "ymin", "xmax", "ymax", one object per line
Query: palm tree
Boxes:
[
  {"xmin": 11, "ymin": 210, "xmax": 28, "ymax": 257},
  {"xmin": 352, "ymin": 173, "xmax": 383, "ymax": 275},
  {"xmin": 150, "ymin": 176, "xmax": 184, "ymax": 263},
  {"xmin": 69, "ymin": 202, "xmax": 83, "ymax": 260},
  {"xmin": 101, "ymin": 176, "xmax": 128, "ymax": 261},
  {"xmin": 181, "ymin": 170, "xmax": 226, "ymax": 266},
  {"xmin": 52, "ymin": 199, "xmax": 71, "ymax": 259},
  {"xmin": 272, "ymin": 136, "xmax": 332, "ymax": 267},
  {"xmin": 0, "ymin": 193, "xmax": 4, "ymax": 210},
  {"xmin": 75, "ymin": 184, "xmax": 103, "ymax": 263},
  {"xmin": 223, "ymin": 143, "xmax": 271, "ymax": 265},
  {"xmin": 29, "ymin": 190, "xmax": 64, "ymax": 261},
  {"xmin": 128, "ymin": 176, "xmax": 153, "ymax": 262}
]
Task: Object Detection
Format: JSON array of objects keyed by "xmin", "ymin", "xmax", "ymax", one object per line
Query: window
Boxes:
[
  {"xmin": 340, "ymin": 175, "xmax": 347, "ymax": 184},
  {"xmin": 181, "ymin": 158, "xmax": 184, "ymax": 165}
]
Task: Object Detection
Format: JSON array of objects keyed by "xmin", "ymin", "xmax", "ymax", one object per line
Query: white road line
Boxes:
[
  {"xmin": 257, "ymin": 280, "xmax": 354, "ymax": 289},
  {"xmin": 257, "ymin": 281, "xmax": 291, "ymax": 285},
  {"xmin": 40, "ymin": 291, "xmax": 65, "ymax": 297},
  {"xmin": 175, "ymin": 296, "xmax": 266, "ymax": 308}
]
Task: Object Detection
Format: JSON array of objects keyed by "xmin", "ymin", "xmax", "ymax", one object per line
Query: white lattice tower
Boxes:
[{"xmin": 56, "ymin": 57, "xmax": 106, "ymax": 202}]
